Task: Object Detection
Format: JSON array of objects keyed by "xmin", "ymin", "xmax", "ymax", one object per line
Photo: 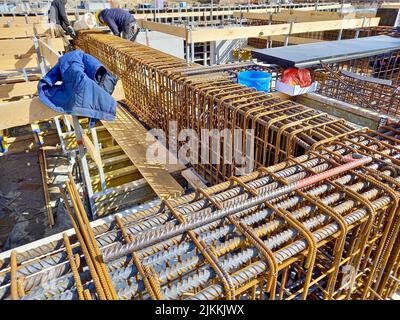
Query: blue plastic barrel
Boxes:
[{"xmin": 238, "ymin": 71, "xmax": 272, "ymax": 93}]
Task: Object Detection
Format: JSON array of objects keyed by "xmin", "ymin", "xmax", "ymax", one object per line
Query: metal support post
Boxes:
[
  {"xmin": 355, "ymin": 17, "xmax": 366, "ymax": 39},
  {"xmin": 145, "ymin": 28, "xmax": 149, "ymax": 46},
  {"xmin": 190, "ymin": 28, "xmax": 195, "ymax": 63},
  {"xmin": 90, "ymin": 127, "xmax": 106, "ymax": 192},
  {"xmin": 284, "ymin": 21, "xmax": 294, "ymax": 47},
  {"xmin": 203, "ymin": 42, "xmax": 207, "ymax": 66},
  {"xmin": 71, "ymin": 116, "xmax": 95, "ymax": 215},
  {"xmin": 338, "ymin": 28, "xmax": 343, "ymax": 40},
  {"xmin": 210, "ymin": 41, "xmax": 216, "ymax": 66},
  {"xmin": 53, "ymin": 116, "xmax": 67, "ymax": 152}
]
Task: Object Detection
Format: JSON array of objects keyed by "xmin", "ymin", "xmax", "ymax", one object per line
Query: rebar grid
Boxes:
[
  {"xmin": 74, "ymin": 32, "xmax": 357, "ymax": 185},
  {"xmin": 1, "ymin": 125, "xmax": 399, "ymax": 300},
  {"xmin": 315, "ymin": 69, "xmax": 400, "ymax": 117}
]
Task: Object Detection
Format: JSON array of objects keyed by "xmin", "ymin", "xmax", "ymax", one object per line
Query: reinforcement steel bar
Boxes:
[
  {"xmin": 0, "ymin": 125, "xmax": 399, "ymax": 300},
  {"xmin": 74, "ymin": 31, "xmax": 358, "ymax": 185}
]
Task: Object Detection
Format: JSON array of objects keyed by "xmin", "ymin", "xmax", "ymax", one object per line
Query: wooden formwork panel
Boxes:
[{"xmin": 102, "ymin": 106, "xmax": 185, "ymax": 200}]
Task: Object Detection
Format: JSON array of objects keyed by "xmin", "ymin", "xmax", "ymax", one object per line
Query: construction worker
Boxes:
[
  {"xmin": 95, "ymin": 8, "xmax": 138, "ymax": 41},
  {"xmin": 48, "ymin": 0, "xmax": 75, "ymax": 37}
]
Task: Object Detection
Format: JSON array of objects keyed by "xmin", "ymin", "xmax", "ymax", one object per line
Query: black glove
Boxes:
[
  {"xmin": 131, "ymin": 23, "xmax": 139, "ymax": 42},
  {"xmin": 66, "ymin": 26, "xmax": 76, "ymax": 37}
]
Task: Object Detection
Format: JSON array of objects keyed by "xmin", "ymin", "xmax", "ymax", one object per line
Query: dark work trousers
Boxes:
[{"xmin": 122, "ymin": 21, "xmax": 139, "ymax": 42}]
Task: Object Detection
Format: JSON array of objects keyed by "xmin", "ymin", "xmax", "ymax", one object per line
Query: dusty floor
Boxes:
[{"xmin": 0, "ymin": 148, "xmax": 71, "ymax": 252}]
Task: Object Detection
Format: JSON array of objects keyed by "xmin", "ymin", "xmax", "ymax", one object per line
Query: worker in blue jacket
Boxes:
[{"xmin": 95, "ymin": 8, "xmax": 139, "ymax": 41}]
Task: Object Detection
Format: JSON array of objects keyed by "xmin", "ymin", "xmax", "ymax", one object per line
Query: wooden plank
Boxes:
[
  {"xmin": 137, "ymin": 20, "xmax": 188, "ymax": 39},
  {"xmin": 82, "ymin": 133, "xmax": 103, "ymax": 169},
  {"xmin": 0, "ymin": 27, "xmax": 36, "ymax": 39},
  {"xmin": 0, "ymin": 16, "xmax": 46, "ymax": 25},
  {"xmin": 1, "ymin": 22, "xmax": 45, "ymax": 28},
  {"xmin": 38, "ymin": 39, "xmax": 61, "ymax": 67},
  {"xmin": 0, "ymin": 97, "xmax": 60, "ymax": 130},
  {"xmin": 0, "ymin": 38, "xmax": 64, "ymax": 57},
  {"xmin": 233, "ymin": 10, "xmax": 343, "ymax": 22},
  {"xmin": 25, "ymin": 16, "xmax": 48, "ymax": 24},
  {"xmin": 0, "ymin": 81, "xmax": 38, "ymax": 99},
  {"xmin": 0, "ymin": 25, "xmax": 47, "ymax": 39},
  {"xmin": 0, "ymin": 74, "xmax": 40, "ymax": 85},
  {"xmin": 102, "ymin": 106, "xmax": 184, "ymax": 199},
  {"xmin": 44, "ymin": 37, "xmax": 66, "ymax": 52},
  {"xmin": 0, "ymin": 56, "xmax": 38, "ymax": 70},
  {"xmin": 191, "ymin": 17, "xmax": 380, "ymax": 43},
  {"xmin": 380, "ymin": 2, "xmax": 400, "ymax": 9},
  {"xmin": 0, "ymin": 39, "xmax": 36, "ymax": 55}
]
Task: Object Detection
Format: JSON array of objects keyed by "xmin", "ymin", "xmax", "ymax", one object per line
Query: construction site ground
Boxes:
[{"xmin": 0, "ymin": 141, "xmax": 71, "ymax": 251}]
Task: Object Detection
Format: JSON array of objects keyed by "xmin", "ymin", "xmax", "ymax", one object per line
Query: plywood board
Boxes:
[
  {"xmin": 0, "ymin": 81, "xmax": 38, "ymax": 99},
  {"xmin": 0, "ymin": 56, "xmax": 38, "ymax": 70},
  {"xmin": 137, "ymin": 20, "xmax": 187, "ymax": 39},
  {"xmin": 0, "ymin": 16, "xmax": 46, "ymax": 25},
  {"xmin": 0, "ymin": 25, "xmax": 47, "ymax": 38},
  {"xmin": 0, "ymin": 39, "xmax": 36, "ymax": 55},
  {"xmin": 44, "ymin": 37, "xmax": 66, "ymax": 52},
  {"xmin": 0, "ymin": 38, "xmax": 64, "ymax": 56},
  {"xmin": 83, "ymin": 133, "xmax": 103, "ymax": 169},
  {"xmin": 38, "ymin": 39, "xmax": 61, "ymax": 67},
  {"xmin": 380, "ymin": 2, "xmax": 400, "ymax": 9},
  {"xmin": 102, "ymin": 106, "xmax": 184, "ymax": 199},
  {"xmin": 0, "ymin": 97, "xmax": 60, "ymax": 130}
]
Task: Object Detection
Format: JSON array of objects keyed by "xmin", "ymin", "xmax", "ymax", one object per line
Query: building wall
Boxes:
[
  {"xmin": 136, "ymin": 32, "xmax": 245, "ymax": 65},
  {"xmin": 136, "ymin": 31, "xmax": 185, "ymax": 59}
]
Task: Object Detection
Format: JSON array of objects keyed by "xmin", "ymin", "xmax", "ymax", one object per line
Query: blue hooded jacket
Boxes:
[{"xmin": 38, "ymin": 50, "xmax": 117, "ymax": 121}]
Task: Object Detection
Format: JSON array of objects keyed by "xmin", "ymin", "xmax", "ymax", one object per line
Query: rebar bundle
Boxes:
[
  {"xmin": 0, "ymin": 125, "xmax": 399, "ymax": 300},
  {"xmin": 74, "ymin": 32, "xmax": 357, "ymax": 184}
]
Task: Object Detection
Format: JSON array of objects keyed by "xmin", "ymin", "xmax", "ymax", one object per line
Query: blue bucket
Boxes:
[{"xmin": 238, "ymin": 71, "xmax": 272, "ymax": 93}]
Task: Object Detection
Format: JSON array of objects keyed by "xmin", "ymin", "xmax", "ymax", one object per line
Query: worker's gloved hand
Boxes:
[
  {"xmin": 130, "ymin": 22, "xmax": 139, "ymax": 42},
  {"xmin": 66, "ymin": 26, "xmax": 76, "ymax": 37}
]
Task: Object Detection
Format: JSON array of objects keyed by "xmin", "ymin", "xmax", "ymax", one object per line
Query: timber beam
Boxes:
[{"xmin": 137, "ymin": 17, "xmax": 380, "ymax": 43}]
